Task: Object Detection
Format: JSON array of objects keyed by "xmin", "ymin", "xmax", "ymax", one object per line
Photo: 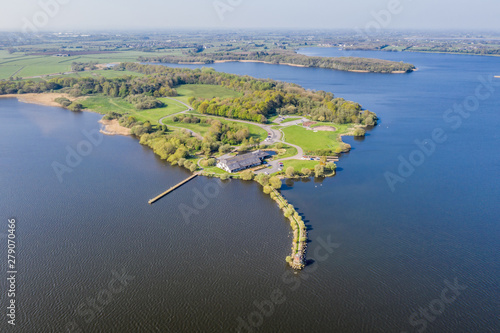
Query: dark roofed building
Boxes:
[{"xmin": 217, "ymin": 150, "xmax": 271, "ymax": 173}]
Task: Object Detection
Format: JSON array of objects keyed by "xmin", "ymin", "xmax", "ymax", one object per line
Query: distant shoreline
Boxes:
[{"xmin": 169, "ymin": 59, "xmax": 410, "ymax": 74}]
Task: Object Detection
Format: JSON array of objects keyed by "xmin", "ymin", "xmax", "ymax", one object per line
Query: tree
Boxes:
[
  {"xmin": 301, "ymin": 168, "xmax": 312, "ymax": 176},
  {"xmin": 220, "ymin": 174, "xmax": 230, "ymax": 180},
  {"xmin": 263, "ymin": 185, "xmax": 272, "ymax": 194},
  {"xmin": 239, "ymin": 143, "xmax": 249, "ymax": 153},
  {"xmin": 269, "ymin": 176, "xmax": 282, "ymax": 189},
  {"xmin": 219, "ymin": 144, "xmax": 231, "ymax": 154},
  {"xmin": 353, "ymin": 128, "xmax": 366, "ymax": 137},
  {"xmin": 240, "ymin": 170, "xmax": 254, "ymax": 181},
  {"xmin": 206, "ymin": 158, "xmax": 216, "ymax": 167},
  {"xmin": 276, "ymin": 142, "xmax": 283, "ymax": 149},
  {"xmin": 189, "ymin": 164, "xmax": 197, "ymax": 172},
  {"xmin": 320, "ymin": 156, "xmax": 327, "ymax": 164},
  {"xmin": 326, "ymin": 162, "xmax": 336, "ymax": 171},
  {"xmin": 314, "ymin": 164, "xmax": 325, "ymax": 177},
  {"xmin": 286, "ymin": 166, "xmax": 295, "ymax": 177},
  {"xmin": 255, "ymin": 173, "xmax": 270, "ymax": 186}
]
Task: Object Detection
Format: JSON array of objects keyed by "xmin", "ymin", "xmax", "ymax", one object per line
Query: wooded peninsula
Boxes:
[{"xmin": 139, "ymin": 51, "xmax": 416, "ymax": 74}]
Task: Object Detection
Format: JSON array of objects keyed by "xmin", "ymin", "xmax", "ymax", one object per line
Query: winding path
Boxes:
[{"xmin": 157, "ymin": 98, "xmax": 203, "ymax": 140}]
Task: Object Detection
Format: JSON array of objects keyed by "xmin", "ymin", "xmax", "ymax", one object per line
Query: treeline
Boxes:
[
  {"xmin": 138, "ymin": 51, "xmax": 416, "ymax": 73},
  {"xmin": 0, "ymin": 74, "xmax": 177, "ymax": 98}
]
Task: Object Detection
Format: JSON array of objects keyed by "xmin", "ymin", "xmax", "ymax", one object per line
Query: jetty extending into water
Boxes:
[
  {"xmin": 271, "ymin": 189, "xmax": 307, "ymax": 270},
  {"xmin": 148, "ymin": 174, "xmax": 198, "ymax": 204}
]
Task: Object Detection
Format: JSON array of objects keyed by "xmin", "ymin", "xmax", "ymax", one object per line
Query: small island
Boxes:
[{"xmin": 0, "ymin": 62, "xmax": 377, "ymax": 270}]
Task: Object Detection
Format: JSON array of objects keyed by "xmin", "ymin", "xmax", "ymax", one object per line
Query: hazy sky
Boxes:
[{"xmin": 0, "ymin": 0, "xmax": 498, "ymax": 32}]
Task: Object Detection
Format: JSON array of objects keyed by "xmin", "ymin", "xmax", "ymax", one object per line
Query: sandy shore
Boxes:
[
  {"xmin": 99, "ymin": 119, "xmax": 131, "ymax": 136},
  {"xmin": 0, "ymin": 93, "xmax": 75, "ymax": 107}
]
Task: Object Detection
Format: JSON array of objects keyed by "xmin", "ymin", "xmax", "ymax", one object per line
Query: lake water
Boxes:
[{"xmin": 1, "ymin": 49, "xmax": 499, "ymax": 332}]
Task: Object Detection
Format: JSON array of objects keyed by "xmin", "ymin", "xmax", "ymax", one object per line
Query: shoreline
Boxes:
[
  {"xmin": 0, "ymin": 93, "xmax": 75, "ymax": 107},
  {"xmin": 0, "ymin": 93, "xmax": 131, "ymax": 136}
]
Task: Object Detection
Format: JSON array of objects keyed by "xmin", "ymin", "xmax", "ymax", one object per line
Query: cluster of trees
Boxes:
[
  {"xmin": 172, "ymin": 115, "xmax": 252, "ymax": 146},
  {"xmin": 126, "ymin": 94, "xmax": 164, "ymax": 110},
  {"xmin": 71, "ymin": 61, "xmax": 98, "ymax": 71},
  {"xmin": 191, "ymin": 89, "xmax": 284, "ymax": 123},
  {"xmin": 138, "ymin": 50, "xmax": 416, "ymax": 73}
]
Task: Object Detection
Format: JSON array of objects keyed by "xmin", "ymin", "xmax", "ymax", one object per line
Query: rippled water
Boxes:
[{"xmin": 1, "ymin": 49, "xmax": 499, "ymax": 332}]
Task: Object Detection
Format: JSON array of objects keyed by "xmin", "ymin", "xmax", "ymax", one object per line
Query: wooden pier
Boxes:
[{"xmin": 148, "ymin": 174, "xmax": 198, "ymax": 204}]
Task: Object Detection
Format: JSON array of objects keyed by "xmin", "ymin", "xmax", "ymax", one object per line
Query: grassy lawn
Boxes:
[
  {"xmin": 280, "ymin": 117, "xmax": 302, "ymax": 124},
  {"xmin": 79, "ymin": 95, "xmax": 186, "ymax": 123},
  {"xmin": 281, "ymin": 159, "xmax": 318, "ymax": 172},
  {"xmin": 282, "ymin": 124, "xmax": 353, "ymax": 151},
  {"xmin": 202, "ymin": 166, "xmax": 230, "ymax": 175},
  {"xmin": 278, "ymin": 145, "xmax": 298, "ymax": 159},
  {"xmin": 173, "ymin": 84, "xmax": 241, "ymax": 104}
]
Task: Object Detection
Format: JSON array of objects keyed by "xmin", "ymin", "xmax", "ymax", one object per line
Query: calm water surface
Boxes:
[{"xmin": 1, "ymin": 49, "xmax": 499, "ymax": 332}]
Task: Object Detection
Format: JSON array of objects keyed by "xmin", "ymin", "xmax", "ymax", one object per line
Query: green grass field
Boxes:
[
  {"xmin": 174, "ymin": 84, "xmax": 241, "ymax": 104},
  {"xmin": 80, "ymin": 96, "xmax": 186, "ymax": 123},
  {"xmin": 282, "ymin": 124, "xmax": 353, "ymax": 151},
  {"xmin": 0, "ymin": 50, "xmax": 178, "ymax": 80},
  {"xmin": 281, "ymin": 159, "xmax": 318, "ymax": 172}
]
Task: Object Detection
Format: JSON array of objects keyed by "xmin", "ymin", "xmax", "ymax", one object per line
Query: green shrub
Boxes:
[
  {"xmin": 68, "ymin": 102, "xmax": 83, "ymax": 112},
  {"xmin": 353, "ymin": 128, "xmax": 366, "ymax": 137},
  {"xmin": 240, "ymin": 170, "xmax": 254, "ymax": 181}
]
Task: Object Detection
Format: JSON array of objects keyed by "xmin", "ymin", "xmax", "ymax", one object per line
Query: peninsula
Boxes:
[{"xmin": 0, "ymin": 62, "xmax": 376, "ymax": 269}]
